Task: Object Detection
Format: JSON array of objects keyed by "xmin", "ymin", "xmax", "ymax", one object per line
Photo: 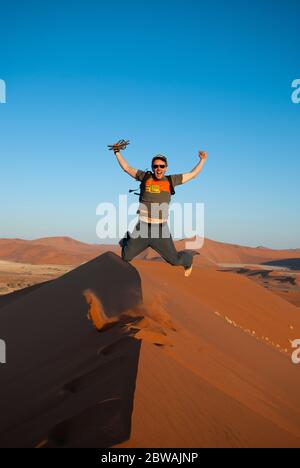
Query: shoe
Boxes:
[
  {"xmin": 184, "ymin": 265, "xmax": 193, "ymax": 277},
  {"xmin": 119, "ymin": 231, "xmax": 130, "ymax": 248}
]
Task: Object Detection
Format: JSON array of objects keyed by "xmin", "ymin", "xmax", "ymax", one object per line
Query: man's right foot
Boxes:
[{"xmin": 184, "ymin": 265, "xmax": 193, "ymax": 277}]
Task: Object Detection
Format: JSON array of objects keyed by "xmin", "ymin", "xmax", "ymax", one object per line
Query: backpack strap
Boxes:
[
  {"xmin": 139, "ymin": 171, "xmax": 153, "ymax": 201},
  {"xmin": 167, "ymin": 175, "xmax": 176, "ymax": 195}
]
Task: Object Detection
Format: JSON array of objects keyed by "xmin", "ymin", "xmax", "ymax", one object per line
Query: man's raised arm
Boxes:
[
  {"xmin": 114, "ymin": 150, "xmax": 138, "ymax": 179},
  {"xmin": 182, "ymin": 150, "xmax": 208, "ymax": 184}
]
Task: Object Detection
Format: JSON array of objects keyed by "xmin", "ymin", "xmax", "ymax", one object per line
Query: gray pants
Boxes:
[{"xmin": 121, "ymin": 221, "xmax": 193, "ymax": 268}]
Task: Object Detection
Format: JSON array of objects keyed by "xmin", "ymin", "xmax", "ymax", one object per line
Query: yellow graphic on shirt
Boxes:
[{"xmin": 145, "ymin": 184, "xmax": 161, "ymax": 193}]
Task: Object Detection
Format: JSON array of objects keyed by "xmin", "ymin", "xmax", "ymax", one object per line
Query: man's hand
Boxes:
[
  {"xmin": 199, "ymin": 150, "xmax": 207, "ymax": 161},
  {"xmin": 110, "ymin": 139, "xmax": 138, "ymax": 179},
  {"xmin": 107, "ymin": 139, "xmax": 130, "ymax": 153},
  {"xmin": 182, "ymin": 149, "xmax": 207, "ymax": 184}
]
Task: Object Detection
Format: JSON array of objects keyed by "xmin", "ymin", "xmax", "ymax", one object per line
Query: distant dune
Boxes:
[
  {"xmin": 0, "ymin": 237, "xmax": 115, "ymax": 265},
  {"xmin": 0, "ymin": 252, "xmax": 300, "ymax": 447},
  {"xmin": 183, "ymin": 236, "xmax": 300, "ymax": 266},
  {"xmin": 0, "ymin": 236, "xmax": 299, "ymax": 267}
]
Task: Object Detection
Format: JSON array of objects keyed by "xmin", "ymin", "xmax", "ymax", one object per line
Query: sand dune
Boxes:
[
  {"xmin": 116, "ymin": 259, "xmax": 300, "ymax": 448},
  {"xmin": 0, "ymin": 237, "xmax": 115, "ymax": 265},
  {"xmin": 0, "ymin": 253, "xmax": 142, "ymax": 447},
  {"xmin": 177, "ymin": 236, "xmax": 300, "ymax": 265},
  {"xmin": 0, "ymin": 252, "xmax": 300, "ymax": 447},
  {"xmin": 31, "ymin": 236, "xmax": 99, "ymax": 252}
]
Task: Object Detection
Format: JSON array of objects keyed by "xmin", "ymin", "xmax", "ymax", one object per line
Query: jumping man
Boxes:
[{"xmin": 108, "ymin": 140, "xmax": 207, "ymax": 277}]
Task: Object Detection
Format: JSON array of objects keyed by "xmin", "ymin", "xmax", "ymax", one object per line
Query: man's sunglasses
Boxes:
[{"xmin": 153, "ymin": 164, "xmax": 166, "ymax": 169}]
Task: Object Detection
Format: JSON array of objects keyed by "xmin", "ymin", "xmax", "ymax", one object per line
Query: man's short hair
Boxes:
[{"xmin": 151, "ymin": 154, "xmax": 168, "ymax": 166}]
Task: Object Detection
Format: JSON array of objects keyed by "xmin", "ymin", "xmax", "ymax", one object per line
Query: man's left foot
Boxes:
[{"xmin": 184, "ymin": 265, "xmax": 193, "ymax": 277}]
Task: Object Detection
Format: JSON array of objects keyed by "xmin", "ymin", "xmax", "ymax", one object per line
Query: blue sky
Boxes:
[{"xmin": 0, "ymin": 0, "xmax": 299, "ymax": 248}]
